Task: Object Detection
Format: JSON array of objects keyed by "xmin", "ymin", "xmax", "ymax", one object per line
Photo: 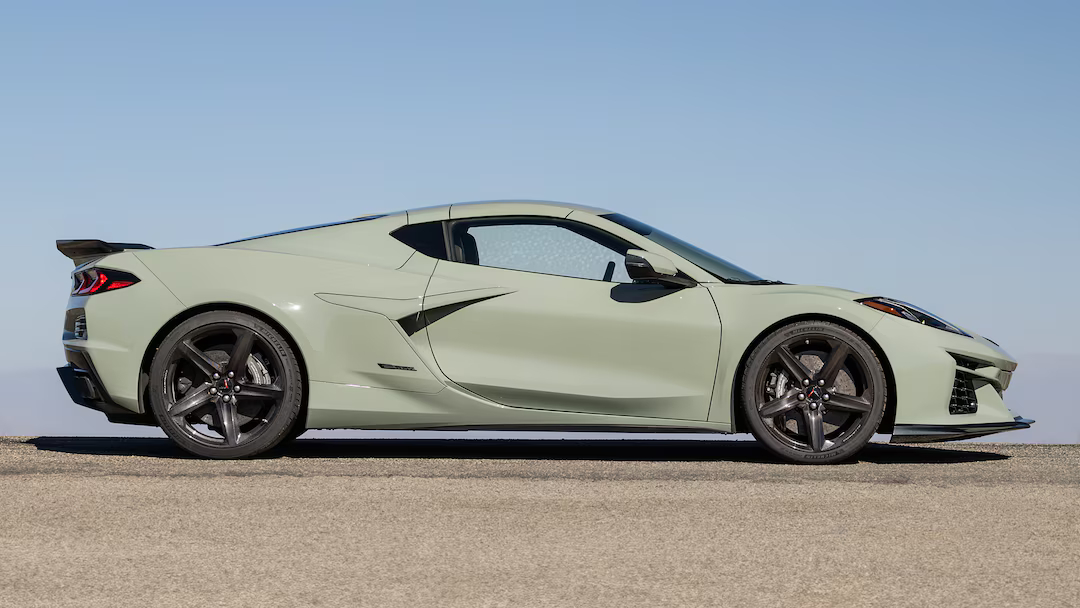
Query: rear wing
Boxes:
[{"xmin": 56, "ymin": 240, "xmax": 153, "ymax": 267}]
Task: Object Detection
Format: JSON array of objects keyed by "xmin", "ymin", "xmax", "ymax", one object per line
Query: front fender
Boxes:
[{"xmin": 704, "ymin": 284, "xmax": 885, "ymax": 428}]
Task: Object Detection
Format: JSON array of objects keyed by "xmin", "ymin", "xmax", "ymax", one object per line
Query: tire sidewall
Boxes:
[
  {"xmin": 148, "ymin": 311, "xmax": 303, "ymax": 459},
  {"xmin": 741, "ymin": 321, "xmax": 887, "ymax": 464}
]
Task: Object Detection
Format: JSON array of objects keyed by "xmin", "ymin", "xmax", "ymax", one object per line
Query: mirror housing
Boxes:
[{"xmin": 624, "ymin": 249, "xmax": 696, "ymax": 288}]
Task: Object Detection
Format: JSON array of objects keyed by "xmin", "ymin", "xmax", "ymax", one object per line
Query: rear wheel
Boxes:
[
  {"xmin": 741, "ymin": 321, "xmax": 887, "ymax": 464},
  {"xmin": 148, "ymin": 311, "xmax": 303, "ymax": 459}
]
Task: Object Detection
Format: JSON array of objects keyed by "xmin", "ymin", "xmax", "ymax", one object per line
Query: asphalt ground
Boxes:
[{"xmin": 1, "ymin": 437, "xmax": 1077, "ymax": 607}]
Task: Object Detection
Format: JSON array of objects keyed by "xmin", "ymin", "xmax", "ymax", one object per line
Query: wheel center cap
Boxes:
[{"xmin": 210, "ymin": 373, "xmax": 238, "ymax": 401}]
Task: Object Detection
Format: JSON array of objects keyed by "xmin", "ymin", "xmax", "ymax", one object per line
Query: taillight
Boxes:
[{"xmin": 70, "ymin": 268, "xmax": 140, "ymax": 296}]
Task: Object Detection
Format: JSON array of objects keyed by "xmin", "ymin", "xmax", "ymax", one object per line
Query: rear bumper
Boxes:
[
  {"xmin": 57, "ymin": 348, "xmax": 155, "ymax": 426},
  {"xmin": 891, "ymin": 416, "xmax": 1033, "ymax": 443}
]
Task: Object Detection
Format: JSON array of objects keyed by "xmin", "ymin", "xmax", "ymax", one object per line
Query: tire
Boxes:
[
  {"xmin": 285, "ymin": 422, "xmax": 307, "ymax": 442},
  {"xmin": 741, "ymin": 320, "xmax": 887, "ymax": 464},
  {"xmin": 148, "ymin": 311, "xmax": 303, "ymax": 459}
]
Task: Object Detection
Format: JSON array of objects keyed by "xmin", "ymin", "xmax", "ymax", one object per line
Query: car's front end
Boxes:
[
  {"xmin": 707, "ymin": 282, "xmax": 1033, "ymax": 445},
  {"xmin": 862, "ymin": 299, "xmax": 1032, "ymax": 442}
]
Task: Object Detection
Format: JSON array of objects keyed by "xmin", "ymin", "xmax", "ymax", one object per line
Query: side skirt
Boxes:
[{"xmin": 389, "ymin": 424, "xmax": 730, "ymax": 434}]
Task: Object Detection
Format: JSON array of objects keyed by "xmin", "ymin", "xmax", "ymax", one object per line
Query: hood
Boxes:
[{"xmin": 739, "ymin": 283, "xmax": 871, "ymax": 300}]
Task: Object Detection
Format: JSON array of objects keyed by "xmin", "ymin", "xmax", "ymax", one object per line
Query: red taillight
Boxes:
[
  {"xmin": 70, "ymin": 268, "xmax": 140, "ymax": 296},
  {"xmin": 86, "ymin": 271, "xmax": 108, "ymax": 294},
  {"xmin": 75, "ymin": 270, "xmax": 96, "ymax": 295}
]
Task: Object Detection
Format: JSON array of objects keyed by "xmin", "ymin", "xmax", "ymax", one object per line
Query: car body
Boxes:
[{"xmin": 56, "ymin": 200, "xmax": 1032, "ymax": 461}]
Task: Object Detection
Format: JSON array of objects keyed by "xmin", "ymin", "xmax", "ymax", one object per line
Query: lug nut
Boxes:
[
  {"xmin": 228, "ymin": 371, "xmax": 235, "ymax": 378},
  {"xmin": 818, "ymin": 379, "xmax": 825, "ymax": 386},
  {"xmin": 823, "ymin": 394, "xmax": 830, "ymax": 401},
  {"xmin": 803, "ymin": 379, "xmax": 810, "ymax": 386},
  {"xmin": 209, "ymin": 387, "xmax": 217, "ymax": 395},
  {"xmin": 213, "ymin": 373, "xmax": 220, "ymax": 380},
  {"xmin": 233, "ymin": 384, "xmax": 241, "ymax": 393},
  {"xmin": 222, "ymin": 395, "xmax": 231, "ymax": 403},
  {"xmin": 810, "ymin": 403, "xmax": 819, "ymax": 411},
  {"xmin": 797, "ymin": 393, "xmax": 805, "ymax": 401}
]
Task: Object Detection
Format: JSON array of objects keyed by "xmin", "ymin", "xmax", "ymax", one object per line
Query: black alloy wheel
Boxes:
[
  {"xmin": 741, "ymin": 321, "xmax": 887, "ymax": 464},
  {"xmin": 148, "ymin": 311, "xmax": 303, "ymax": 459}
]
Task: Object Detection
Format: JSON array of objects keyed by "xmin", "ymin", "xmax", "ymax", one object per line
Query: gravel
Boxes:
[{"xmin": 1, "ymin": 437, "xmax": 1077, "ymax": 607}]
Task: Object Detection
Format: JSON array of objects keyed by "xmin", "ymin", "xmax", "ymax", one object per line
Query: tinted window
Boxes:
[
  {"xmin": 455, "ymin": 221, "xmax": 632, "ymax": 282},
  {"xmin": 391, "ymin": 223, "xmax": 448, "ymax": 259}
]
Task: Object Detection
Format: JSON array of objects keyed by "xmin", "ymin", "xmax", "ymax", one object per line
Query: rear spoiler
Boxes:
[{"xmin": 56, "ymin": 240, "xmax": 153, "ymax": 267}]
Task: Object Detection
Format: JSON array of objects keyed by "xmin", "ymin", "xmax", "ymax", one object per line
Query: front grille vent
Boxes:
[
  {"xmin": 74, "ymin": 315, "xmax": 88, "ymax": 340},
  {"xmin": 949, "ymin": 372, "xmax": 978, "ymax": 415}
]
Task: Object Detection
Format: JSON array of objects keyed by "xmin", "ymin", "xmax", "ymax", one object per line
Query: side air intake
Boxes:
[{"xmin": 949, "ymin": 372, "xmax": 978, "ymax": 415}]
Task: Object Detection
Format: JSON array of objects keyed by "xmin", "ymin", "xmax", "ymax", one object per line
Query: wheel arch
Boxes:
[
  {"xmin": 729, "ymin": 313, "xmax": 897, "ymax": 435},
  {"xmin": 137, "ymin": 302, "xmax": 310, "ymax": 431}
]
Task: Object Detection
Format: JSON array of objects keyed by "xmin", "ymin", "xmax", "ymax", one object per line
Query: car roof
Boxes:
[{"xmin": 396, "ymin": 199, "xmax": 612, "ymax": 218}]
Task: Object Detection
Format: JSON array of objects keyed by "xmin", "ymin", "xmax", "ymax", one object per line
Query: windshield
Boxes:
[{"xmin": 602, "ymin": 213, "xmax": 766, "ymax": 283}]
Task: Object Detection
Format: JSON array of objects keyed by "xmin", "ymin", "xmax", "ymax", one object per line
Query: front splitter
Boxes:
[{"xmin": 891, "ymin": 416, "xmax": 1034, "ymax": 443}]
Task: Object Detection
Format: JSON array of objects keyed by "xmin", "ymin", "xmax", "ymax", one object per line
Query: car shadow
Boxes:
[{"xmin": 26, "ymin": 436, "xmax": 1010, "ymax": 464}]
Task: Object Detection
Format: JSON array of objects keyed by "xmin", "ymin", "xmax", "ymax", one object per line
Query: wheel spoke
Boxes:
[
  {"xmin": 827, "ymin": 393, "xmax": 872, "ymax": 414},
  {"xmin": 776, "ymin": 345, "xmax": 812, "ymax": 384},
  {"xmin": 169, "ymin": 383, "xmax": 212, "ymax": 418},
  {"xmin": 759, "ymin": 390, "xmax": 802, "ymax": 418},
  {"xmin": 179, "ymin": 340, "xmax": 222, "ymax": 377},
  {"xmin": 236, "ymin": 382, "xmax": 283, "ymax": 402},
  {"xmin": 817, "ymin": 341, "xmax": 851, "ymax": 386},
  {"xmin": 217, "ymin": 400, "xmax": 241, "ymax": 446},
  {"xmin": 227, "ymin": 329, "xmax": 255, "ymax": 378},
  {"xmin": 803, "ymin": 407, "xmax": 826, "ymax": 452}
]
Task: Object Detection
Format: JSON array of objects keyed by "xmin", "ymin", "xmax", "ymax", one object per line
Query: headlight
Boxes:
[{"xmin": 858, "ymin": 297, "xmax": 971, "ymax": 337}]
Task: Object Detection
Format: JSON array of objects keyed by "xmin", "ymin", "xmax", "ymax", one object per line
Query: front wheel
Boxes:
[
  {"xmin": 741, "ymin": 321, "xmax": 887, "ymax": 464},
  {"xmin": 148, "ymin": 311, "xmax": 303, "ymax": 459}
]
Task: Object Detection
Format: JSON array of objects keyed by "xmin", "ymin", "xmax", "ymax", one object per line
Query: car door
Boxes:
[{"xmin": 423, "ymin": 216, "xmax": 721, "ymax": 421}]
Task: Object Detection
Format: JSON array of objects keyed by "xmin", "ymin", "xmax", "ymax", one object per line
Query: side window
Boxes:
[
  {"xmin": 454, "ymin": 220, "xmax": 632, "ymax": 282},
  {"xmin": 391, "ymin": 223, "xmax": 448, "ymax": 259}
]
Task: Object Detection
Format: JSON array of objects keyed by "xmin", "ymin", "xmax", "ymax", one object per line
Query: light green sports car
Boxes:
[{"xmin": 56, "ymin": 200, "xmax": 1031, "ymax": 463}]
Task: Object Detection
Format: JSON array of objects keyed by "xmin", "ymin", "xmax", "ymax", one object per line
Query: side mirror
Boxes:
[{"xmin": 624, "ymin": 249, "xmax": 696, "ymax": 288}]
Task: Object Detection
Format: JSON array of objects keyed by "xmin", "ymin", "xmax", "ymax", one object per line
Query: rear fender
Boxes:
[{"xmin": 134, "ymin": 248, "xmax": 444, "ymax": 393}]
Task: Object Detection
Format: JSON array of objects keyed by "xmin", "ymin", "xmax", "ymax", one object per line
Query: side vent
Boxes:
[
  {"xmin": 397, "ymin": 293, "xmax": 507, "ymax": 336},
  {"xmin": 74, "ymin": 315, "xmax": 88, "ymax": 340}
]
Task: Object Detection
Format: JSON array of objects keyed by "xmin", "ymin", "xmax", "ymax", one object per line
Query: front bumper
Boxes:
[
  {"xmin": 891, "ymin": 416, "xmax": 1034, "ymax": 443},
  {"xmin": 869, "ymin": 312, "xmax": 1025, "ymax": 434},
  {"xmin": 57, "ymin": 347, "xmax": 155, "ymax": 426}
]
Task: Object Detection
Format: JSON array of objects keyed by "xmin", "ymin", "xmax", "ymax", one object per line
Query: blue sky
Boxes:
[{"xmin": 0, "ymin": 1, "xmax": 1076, "ymax": 438}]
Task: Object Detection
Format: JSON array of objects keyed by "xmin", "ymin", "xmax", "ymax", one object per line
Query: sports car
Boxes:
[{"xmin": 56, "ymin": 200, "xmax": 1032, "ymax": 463}]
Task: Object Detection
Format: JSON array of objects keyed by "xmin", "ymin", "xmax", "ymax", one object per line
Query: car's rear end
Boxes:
[{"xmin": 56, "ymin": 240, "xmax": 185, "ymax": 425}]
